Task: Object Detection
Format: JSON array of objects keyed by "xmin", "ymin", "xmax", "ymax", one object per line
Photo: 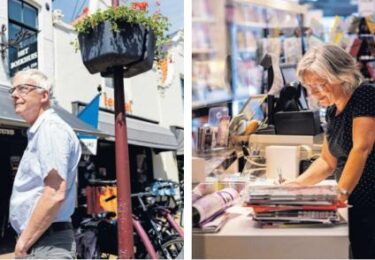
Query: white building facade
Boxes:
[{"xmin": 0, "ymin": 0, "xmax": 184, "ymax": 188}]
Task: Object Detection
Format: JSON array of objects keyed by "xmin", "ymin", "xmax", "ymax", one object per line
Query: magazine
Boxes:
[
  {"xmin": 193, "ymin": 187, "xmax": 239, "ymax": 226},
  {"xmin": 250, "ymin": 201, "xmax": 347, "ymax": 213},
  {"xmin": 192, "ymin": 212, "xmax": 230, "ymax": 233},
  {"xmin": 246, "ymin": 185, "xmax": 337, "ymax": 205}
]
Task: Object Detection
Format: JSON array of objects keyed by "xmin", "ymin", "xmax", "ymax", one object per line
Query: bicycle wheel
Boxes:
[{"xmin": 159, "ymin": 238, "xmax": 184, "ymax": 259}]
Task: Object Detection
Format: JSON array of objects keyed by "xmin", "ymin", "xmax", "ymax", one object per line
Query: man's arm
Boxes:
[{"xmin": 15, "ymin": 169, "xmax": 66, "ymax": 257}]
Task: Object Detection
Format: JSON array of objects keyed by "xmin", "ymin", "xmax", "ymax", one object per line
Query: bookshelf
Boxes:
[
  {"xmin": 192, "ymin": 0, "xmax": 229, "ymax": 109},
  {"xmin": 227, "ymin": 0, "xmax": 307, "ymax": 104},
  {"xmin": 349, "ymin": 17, "xmax": 375, "ymax": 82}
]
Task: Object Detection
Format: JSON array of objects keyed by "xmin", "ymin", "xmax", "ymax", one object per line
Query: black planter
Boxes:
[{"xmin": 78, "ymin": 20, "xmax": 156, "ymax": 77}]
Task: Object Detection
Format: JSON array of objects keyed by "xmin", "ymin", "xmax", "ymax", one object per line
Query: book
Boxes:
[{"xmin": 349, "ymin": 38, "xmax": 363, "ymax": 57}]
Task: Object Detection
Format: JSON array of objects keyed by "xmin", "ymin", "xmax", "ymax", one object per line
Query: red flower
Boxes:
[{"xmin": 131, "ymin": 2, "xmax": 149, "ymax": 11}]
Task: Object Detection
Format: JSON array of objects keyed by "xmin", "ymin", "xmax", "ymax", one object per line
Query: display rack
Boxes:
[
  {"xmin": 349, "ymin": 17, "xmax": 375, "ymax": 82},
  {"xmin": 192, "ymin": 0, "xmax": 229, "ymax": 110},
  {"xmin": 227, "ymin": 0, "xmax": 307, "ymax": 114}
]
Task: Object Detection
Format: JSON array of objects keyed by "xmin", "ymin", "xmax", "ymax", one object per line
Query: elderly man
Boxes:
[{"xmin": 9, "ymin": 69, "xmax": 81, "ymax": 258}]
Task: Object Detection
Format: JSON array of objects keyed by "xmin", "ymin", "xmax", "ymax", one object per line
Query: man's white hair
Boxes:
[{"xmin": 12, "ymin": 69, "xmax": 54, "ymax": 98}]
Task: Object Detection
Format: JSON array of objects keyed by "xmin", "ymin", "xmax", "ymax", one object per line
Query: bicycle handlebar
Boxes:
[
  {"xmin": 88, "ymin": 179, "xmax": 117, "ymax": 185},
  {"xmin": 131, "ymin": 192, "xmax": 154, "ymax": 198}
]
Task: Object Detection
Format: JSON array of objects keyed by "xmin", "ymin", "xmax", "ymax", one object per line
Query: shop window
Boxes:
[
  {"xmin": 8, "ymin": 0, "xmax": 22, "ymax": 23},
  {"xmin": 8, "ymin": 0, "xmax": 38, "ymax": 76}
]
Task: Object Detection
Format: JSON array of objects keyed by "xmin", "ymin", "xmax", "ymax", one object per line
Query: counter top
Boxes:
[{"xmin": 193, "ymin": 206, "xmax": 349, "ymax": 259}]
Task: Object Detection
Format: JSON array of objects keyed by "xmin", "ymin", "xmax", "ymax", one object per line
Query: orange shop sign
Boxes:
[{"xmin": 102, "ymin": 92, "xmax": 133, "ymax": 114}]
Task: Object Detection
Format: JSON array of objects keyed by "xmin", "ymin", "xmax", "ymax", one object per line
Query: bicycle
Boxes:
[
  {"xmin": 75, "ymin": 179, "xmax": 183, "ymax": 259},
  {"xmin": 148, "ymin": 179, "xmax": 184, "ymax": 228},
  {"xmin": 131, "ymin": 191, "xmax": 184, "ymax": 259}
]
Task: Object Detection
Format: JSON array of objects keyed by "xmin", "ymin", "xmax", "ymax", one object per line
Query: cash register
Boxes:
[{"xmin": 260, "ymin": 54, "xmax": 322, "ymax": 136}]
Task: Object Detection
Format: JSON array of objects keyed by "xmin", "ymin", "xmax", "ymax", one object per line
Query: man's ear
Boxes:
[{"xmin": 40, "ymin": 90, "xmax": 50, "ymax": 104}]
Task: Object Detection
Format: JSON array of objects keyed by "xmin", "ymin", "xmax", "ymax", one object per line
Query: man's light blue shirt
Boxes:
[{"xmin": 9, "ymin": 108, "xmax": 82, "ymax": 234}]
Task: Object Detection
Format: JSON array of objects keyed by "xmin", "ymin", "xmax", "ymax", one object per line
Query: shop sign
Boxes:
[
  {"xmin": 80, "ymin": 138, "xmax": 98, "ymax": 155},
  {"xmin": 102, "ymin": 91, "xmax": 133, "ymax": 114},
  {"xmin": 9, "ymin": 42, "xmax": 38, "ymax": 76},
  {"xmin": 0, "ymin": 128, "xmax": 15, "ymax": 136}
]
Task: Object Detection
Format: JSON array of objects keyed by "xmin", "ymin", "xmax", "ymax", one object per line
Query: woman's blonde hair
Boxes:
[{"xmin": 297, "ymin": 43, "xmax": 363, "ymax": 94}]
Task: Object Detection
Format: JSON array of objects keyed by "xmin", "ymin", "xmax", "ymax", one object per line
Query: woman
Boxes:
[{"xmin": 290, "ymin": 43, "xmax": 375, "ymax": 259}]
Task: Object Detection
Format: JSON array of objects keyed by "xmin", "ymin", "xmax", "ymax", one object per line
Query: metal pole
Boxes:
[
  {"xmin": 113, "ymin": 65, "xmax": 134, "ymax": 258},
  {"xmin": 112, "ymin": 1, "xmax": 133, "ymax": 257}
]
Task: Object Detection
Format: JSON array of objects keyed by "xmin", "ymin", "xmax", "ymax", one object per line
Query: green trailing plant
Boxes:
[{"xmin": 72, "ymin": 3, "xmax": 169, "ymax": 61}]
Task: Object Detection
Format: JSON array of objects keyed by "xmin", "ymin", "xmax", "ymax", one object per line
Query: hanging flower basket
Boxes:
[
  {"xmin": 73, "ymin": 4, "xmax": 168, "ymax": 78},
  {"xmin": 78, "ymin": 20, "xmax": 156, "ymax": 76}
]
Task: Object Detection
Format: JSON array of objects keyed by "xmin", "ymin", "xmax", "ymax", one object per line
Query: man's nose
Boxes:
[{"xmin": 11, "ymin": 90, "xmax": 20, "ymax": 99}]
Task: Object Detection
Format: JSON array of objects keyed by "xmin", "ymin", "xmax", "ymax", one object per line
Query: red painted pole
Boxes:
[
  {"xmin": 113, "ymin": 66, "xmax": 134, "ymax": 258},
  {"xmin": 112, "ymin": 1, "xmax": 133, "ymax": 257}
]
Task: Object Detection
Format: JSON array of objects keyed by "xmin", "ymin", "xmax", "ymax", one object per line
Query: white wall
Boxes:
[
  {"xmin": 52, "ymin": 22, "xmax": 104, "ymax": 110},
  {"xmin": 0, "ymin": 0, "xmax": 10, "ymax": 87},
  {"xmin": 130, "ymin": 69, "xmax": 161, "ymax": 121},
  {"xmin": 157, "ymin": 35, "xmax": 184, "ymax": 128},
  {"xmin": 37, "ymin": 0, "xmax": 54, "ymax": 79}
]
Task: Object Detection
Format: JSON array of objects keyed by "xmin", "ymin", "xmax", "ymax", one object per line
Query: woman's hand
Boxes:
[
  {"xmin": 281, "ymin": 179, "xmax": 302, "ymax": 186},
  {"xmin": 336, "ymin": 193, "xmax": 349, "ymax": 203},
  {"xmin": 336, "ymin": 187, "xmax": 350, "ymax": 202}
]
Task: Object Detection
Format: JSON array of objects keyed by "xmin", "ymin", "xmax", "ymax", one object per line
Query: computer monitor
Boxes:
[
  {"xmin": 280, "ymin": 65, "xmax": 308, "ymax": 110},
  {"xmin": 229, "ymin": 94, "xmax": 266, "ymax": 134},
  {"xmin": 281, "ymin": 66, "xmax": 298, "ymax": 85},
  {"xmin": 239, "ymin": 94, "xmax": 267, "ymax": 121}
]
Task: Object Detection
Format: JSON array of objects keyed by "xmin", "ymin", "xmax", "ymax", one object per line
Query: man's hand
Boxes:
[{"xmin": 15, "ymin": 238, "xmax": 28, "ymax": 258}]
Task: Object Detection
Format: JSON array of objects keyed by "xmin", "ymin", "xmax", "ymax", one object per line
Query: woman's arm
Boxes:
[
  {"xmin": 337, "ymin": 116, "xmax": 375, "ymax": 199},
  {"xmin": 291, "ymin": 136, "xmax": 337, "ymax": 185}
]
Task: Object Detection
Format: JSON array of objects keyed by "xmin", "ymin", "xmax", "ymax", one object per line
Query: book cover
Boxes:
[{"xmin": 349, "ymin": 38, "xmax": 363, "ymax": 57}]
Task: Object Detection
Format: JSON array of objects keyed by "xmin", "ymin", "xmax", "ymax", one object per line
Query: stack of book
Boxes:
[{"xmin": 245, "ymin": 185, "xmax": 347, "ymax": 227}]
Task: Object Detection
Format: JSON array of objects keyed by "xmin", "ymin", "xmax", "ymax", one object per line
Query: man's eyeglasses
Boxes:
[{"xmin": 8, "ymin": 84, "xmax": 44, "ymax": 96}]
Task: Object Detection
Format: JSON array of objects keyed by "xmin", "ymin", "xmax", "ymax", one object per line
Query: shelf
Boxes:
[
  {"xmin": 230, "ymin": 0, "xmax": 307, "ymax": 14},
  {"xmin": 233, "ymin": 21, "xmax": 267, "ymax": 28},
  {"xmin": 359, "ymin": 34, "xmax": 375, "ymax": 37},
  {"xmin": 192, "ymin": 96, "xmax": 233, "ymax": 110},
  {"xmin": 359, "ymin": 56, "xmax": 375, "ymax": 61},
  {"xmin": 192, "ymin": 48, "xmax": 218, "ymax": 54},
  {"xmin": 192, "ymin": 17, "xmax": 217, "ymax": 23},
  {"xmin": 237, "ymin": 47, "xmax": 257, "ymax": 53}
]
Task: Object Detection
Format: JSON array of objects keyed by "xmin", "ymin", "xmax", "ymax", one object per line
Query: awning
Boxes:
[
  {"xmin": 0, "ymin": 87, "xmax": 107, "ymax": 137},
  {"xmin": 98, "ymin": 110, "xmax": 178, "ymax": 151},
  {"xmin": 170, "ymin": 126, "xmax": 184, "ymax": 155}
]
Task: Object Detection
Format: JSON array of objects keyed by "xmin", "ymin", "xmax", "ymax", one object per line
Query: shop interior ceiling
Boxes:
[{"xmin": 299, "ymin": 0, "xmax": 357, "ymax": 17}]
